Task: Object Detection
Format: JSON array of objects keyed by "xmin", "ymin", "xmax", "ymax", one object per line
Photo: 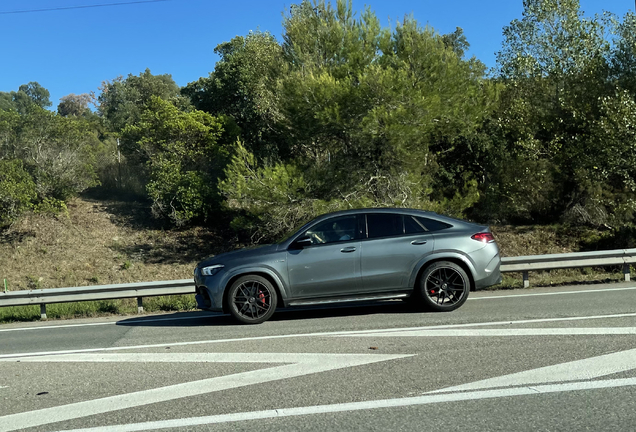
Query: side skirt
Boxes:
[{"xmin": 286, "ymin": 291, "xmax": 411, "ymax": 307}]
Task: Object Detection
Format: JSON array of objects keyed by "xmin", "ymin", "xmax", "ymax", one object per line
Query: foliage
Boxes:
[
  {"xmin": 0, "ymin": 106, "xmax": 100, "ymax": 203},
  {"xmin": 182, "ymin": 31, "xmax": 285, "ymax": 160},
  {"xmin": 4, "ymin": 0, "xmax": 636, "ymax": 240},
  {"xmin": 0, "ymin": 82, "xmax": 52, "ymax": 114},
  {"xmin": 57, "ymin": 93, "xmax": 93, "ymax": 117},
  {"xmin": 121, "ymin": 97, "xmax": 228, "ymax": 226},
  {"xmin": 481, "ymin": 0, "xmax": 636, "ymax": 226},
  {"xmin": 0, "ymin": 159, "xmax": 37, "ymax": 228},
  {"xmin": 98, "ymin": 69, "xmax": 184, "ymax": 134}
]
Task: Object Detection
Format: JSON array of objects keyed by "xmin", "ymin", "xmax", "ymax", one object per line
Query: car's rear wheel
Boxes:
[
  {"xmin": 418, "ymin": 261, "xmax": 469, "ymax": 312},
  {"xmin": 227, "ymin": 275, "xmax": 277, "ymax": 324}
]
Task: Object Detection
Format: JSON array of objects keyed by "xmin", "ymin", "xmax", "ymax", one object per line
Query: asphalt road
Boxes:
[{"xmin": 1, "ymin": 282, "xmax": 636, "ymax": 432}]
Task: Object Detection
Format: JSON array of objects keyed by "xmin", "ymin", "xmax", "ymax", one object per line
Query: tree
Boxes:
[
  {"xmin": 496, "ymin": 0, "xmax": 612, "ymax": 80},
  {"xmin": 218, "ymin": 0, "xmax": 494, "ymax": 240},
  {"xmin": 611, "ymin": 13, "xmax": 636, "ymax": 93},
  {"xmin": 121, "ymin": 97, "xmax": 228, "ymax": 226},
  {"xmin": 58, "ymin": 93, "xmax": 93, "ymax": 117},
  {"xmin": 489, "ymin": 0, "xmax": 636, "ymax": 226},
  {"xmin": 183, "ymin": 31, "xmax": 285, "ymax": 160},
  {"xmin": 2, "ymin": 106, "xmax": 100, "ymax": 202},
  {"xmin": 0, "ymin": 82, "xmax": 52, "ymax": 114},
  {"xmin": 0, "ymin": 92, "xmax": 13, "ymax": 111},
  {"xmin": 98, "ymin": 69, "xmax": 183, "ymax": 133},
  {"xmin": 17, "ymin": 82, "xmax": 52, "ymax": 109},
  {"xmin": 279, "ymin": 1, "xmax": 492, "ymax": 206}
]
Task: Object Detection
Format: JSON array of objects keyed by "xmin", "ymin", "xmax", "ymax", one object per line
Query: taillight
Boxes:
[{"xmin": 471, "ymin": 232, "xmax": 495, "ymax": 243}]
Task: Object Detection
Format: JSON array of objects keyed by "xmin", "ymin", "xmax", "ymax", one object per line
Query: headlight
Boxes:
[{"xmin": 200, "ymin": 264, "xmax": 224, "ymax": 276}]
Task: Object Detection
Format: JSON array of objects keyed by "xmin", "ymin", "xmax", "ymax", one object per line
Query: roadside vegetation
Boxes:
[
  {"xmin": 2, "ymin": 0, "xmax": 636, "ymax": 322},
  {"xmin": 0, "ymin": 196, "xmax": 631, "ymax": 323}
]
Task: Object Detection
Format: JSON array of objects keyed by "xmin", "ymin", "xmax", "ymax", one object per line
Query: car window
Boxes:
[
  {"xmin": 367, "ymin": 213, "xmax": 403, "ymax": 239},
  {"xmin": 405, "ymin": 215, "xmax": 452, "ymax": 233},
  {"xmin": 303, "ymin": 215, "xmax": 359, "ymax": 245},
  {"xmin": 404, "ymin": 216, "xmax": 427, "ymax": 234}
]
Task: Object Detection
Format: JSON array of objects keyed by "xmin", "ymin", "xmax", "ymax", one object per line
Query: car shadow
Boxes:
[
  {"xmin": 115, "ymin": 301, "xmax": 419, "ymax": 327},
  {"xmin": 116, "ymin": 311, "xmax": 236, "ymax": 327}
]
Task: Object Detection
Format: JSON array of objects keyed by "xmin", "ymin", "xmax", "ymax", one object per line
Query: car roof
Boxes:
[
  {"xmin": 310, "ymin": 208, "xmax": 479, "ymax": 226},
  {"xmin": 313, "ymin": 207, "xmax": 436, "ymax": 218},
  {"xmin": 278, "ymin": 208, "xmax": 485, "ymax": 246}
]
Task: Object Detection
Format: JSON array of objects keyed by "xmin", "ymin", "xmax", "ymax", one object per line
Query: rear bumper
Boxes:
[{"xmin": 474, "ymin": 254, "xmax": 502, "ymax": 290}]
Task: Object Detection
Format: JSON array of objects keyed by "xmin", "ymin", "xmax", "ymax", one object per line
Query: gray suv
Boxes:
[{"xmin": 194, "ymin": 208, "xmax": 501, "ymax": 324}]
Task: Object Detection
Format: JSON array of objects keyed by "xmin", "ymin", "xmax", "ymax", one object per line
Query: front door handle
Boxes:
[
  {"xmin": 340, "ymin": 246, "xmax": 356, "ymax": 253},
  {"xmin": 411, "ymin": 240, "xmax": 428, "ymax": 245}
]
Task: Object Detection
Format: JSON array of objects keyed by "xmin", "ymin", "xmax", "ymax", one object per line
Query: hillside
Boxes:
[
  {"xmin": 0, "ymin": 197, "xmax": 628, "ymax": 292},
  {"xmin": 0, "ymin": 197, "xmax": 233, "ymax": 291}
]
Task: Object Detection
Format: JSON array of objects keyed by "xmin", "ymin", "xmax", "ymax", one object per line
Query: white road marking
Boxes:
[
  {"xmin": 1, "ymin": 314, "xmax": 634, "ymax": 431},
  {"xmin": 2, "ymin": 312, "xmax": 636, "ymax": 360},
  {"xmin": 0, "ymin": 352, "xmax": 411, "ymax": 432},
  {"xmin": 0, "ymin": 314, "xmax": 217, "ymax": 333},
  {"xmin": 428, "ymin": 348, "xmax": 636, "ymax": 393},
  {"xmin": 52, "ymin": 378, "xmax": 636, "ymax": 432},
  {"xmin": 340, "ymin": 327, "xmax": 636, "ymax": 337},
  {"xmin": 1, "ymin": 285, "xmax": 635, "ymax": 334},
  {"xmin": 470, "ymin": 285, "xmax": 636, "ymax": 300}
]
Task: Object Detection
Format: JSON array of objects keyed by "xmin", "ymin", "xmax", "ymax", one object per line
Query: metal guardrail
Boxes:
[
  {"xmin": 501, "ymin": 248, "xmax": 636, "ymax": 288},
  {"xmin": 0, "ymin": 279, "xmax": 195, "ymax": 319},
  {"xmin": 1, "ymin": 248, "xmax": 635, "ymax": 319}
]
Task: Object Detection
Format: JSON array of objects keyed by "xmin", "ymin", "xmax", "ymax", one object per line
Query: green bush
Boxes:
[
  {"xmin": 0, "ymin": 159, "xmax": 37, "ymax": 227},
  {"xmin": 121, "ymin": 97, "xmax": 228, "ymax": 226}
]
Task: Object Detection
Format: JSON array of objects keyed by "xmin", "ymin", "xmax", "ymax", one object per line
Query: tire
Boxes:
[
  {"xmin": 227, "ymin": 275, "xmax": 278, "ymax": 324},
  {"xmin": 418, "ymin": 261, "xmax": 470, "ymax": 312}
]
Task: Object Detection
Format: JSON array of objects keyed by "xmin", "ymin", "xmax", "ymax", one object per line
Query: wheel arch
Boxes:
[
  {"xmin": 222, "ymin": 270, "xmax": 287, "ymax": 313},
  {"xmin": 412, "ymin": 255, "xmax": 476, "ymax": 292}
]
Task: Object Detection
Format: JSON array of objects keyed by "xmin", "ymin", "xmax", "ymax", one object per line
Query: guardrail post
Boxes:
[
  {"xmin": 522, "ymin": 271, "xmax": 530, "ymax": 288},
  {"xmin": 624, "ymin": 264, "xmax": 631, "ymax": 282},
  {"xmin": 137, "ymin": 297, "xmax": 143, "ymax": 313},
  {"xmin": 40, "ymin": 304, "xmax": 47, "ymax": 320}
]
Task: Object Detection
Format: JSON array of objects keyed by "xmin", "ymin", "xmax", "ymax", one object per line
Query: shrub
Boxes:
[{"xmin": 0, "ymin": 159, "xmax": 37, "ymax": 228}]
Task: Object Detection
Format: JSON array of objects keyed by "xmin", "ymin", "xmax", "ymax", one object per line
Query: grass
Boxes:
[
  {"xmin": 0, "ymin": 295, "xmax": 198, "ymax": 323},
  {"xmin": 0, "ymin": 196, "xmax": 234, "ymax": 291},
  {"xmin": 0, "ymin": 197, "xmax": 633, "ymax": 323}
]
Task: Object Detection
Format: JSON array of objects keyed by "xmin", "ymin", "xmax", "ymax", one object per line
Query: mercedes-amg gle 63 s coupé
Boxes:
[{"xmin": 194, "ymin": 208, "xmax": 501, "ymax": 324}]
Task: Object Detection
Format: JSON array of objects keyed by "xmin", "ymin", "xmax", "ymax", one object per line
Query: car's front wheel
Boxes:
[
  {"xmin": 418, "ymin": 261, "xmax": 470, "ymax": 312},
  {"xmin": 227, "ymin": 275, "xmax": 278, "ymax": 324}
]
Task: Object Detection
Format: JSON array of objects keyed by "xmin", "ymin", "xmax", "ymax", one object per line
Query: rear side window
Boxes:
[
  {"xmin": 367, "ymin": 213, "xmax": 403, "ymax": 238},
  {"xmin": 405, "ymin": 215, "xmax": 452, "ymax": 233}
]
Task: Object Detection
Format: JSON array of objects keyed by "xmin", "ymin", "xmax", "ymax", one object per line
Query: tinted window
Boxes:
[
  {"xmin": 404, "ymin": 216, "xmax": 426, "ymax": 234},
  {"xmin": 367, "ymin": 213, "xmax": 403, "ymax": 239},
  {"xmin": 405, "ymin": 215, "xmax": 452, "ymax": 233},
  {"xmin": 304, "ymin": 215, "xmax": 359, "ymax": 245}
]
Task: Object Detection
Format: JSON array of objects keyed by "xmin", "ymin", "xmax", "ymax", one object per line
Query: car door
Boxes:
[
  {"xmin": 286, "ymin": 214, "xmax": 363, "ymax": 298},
  {"xmin": 360, "ymin": 213, "xmax": 435, "ymax": 291}
]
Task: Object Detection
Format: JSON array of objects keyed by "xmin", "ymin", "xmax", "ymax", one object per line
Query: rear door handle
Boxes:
[
  {"xmin": 341, "ymin": 246, "xmax": 356, "ymax": 253},
  {"xmin": 411, "ymin": 240, "xmax": 428, "ymax": 245}
]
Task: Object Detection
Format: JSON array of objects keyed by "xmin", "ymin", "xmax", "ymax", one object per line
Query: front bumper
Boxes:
[{"xmin": 194, "ymin": 267, "xmax": 225, "ymax": 312}]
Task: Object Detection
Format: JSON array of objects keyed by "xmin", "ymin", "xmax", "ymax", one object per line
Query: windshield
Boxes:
[{"xmin": 274, "ymin": 219, "xmax": 314, "ymax": 244}]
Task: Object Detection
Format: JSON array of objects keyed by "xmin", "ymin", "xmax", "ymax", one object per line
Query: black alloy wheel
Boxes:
[
  {"xmin": 227, "ymin": 275, "xmax": 278, "ymax": 324},
  {"xmin": 419, "ymin": 261, "xmax": 470, "ymax": 312}
]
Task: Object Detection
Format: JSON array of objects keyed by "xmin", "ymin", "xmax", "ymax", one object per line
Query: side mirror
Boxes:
[{"xmin": 294, "ymin": 235, "xmax": 313, "ymax": 248}]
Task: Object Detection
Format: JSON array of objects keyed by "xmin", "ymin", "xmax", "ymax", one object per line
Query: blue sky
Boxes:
[{"xmin": 0, "ymin": 0, "xmax": 632, "ymax": 109}]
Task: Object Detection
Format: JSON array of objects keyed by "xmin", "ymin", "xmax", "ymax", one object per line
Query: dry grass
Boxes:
[{"xmin": 0, "ymin": 197, "xmax": 234, "ymax": 291}]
